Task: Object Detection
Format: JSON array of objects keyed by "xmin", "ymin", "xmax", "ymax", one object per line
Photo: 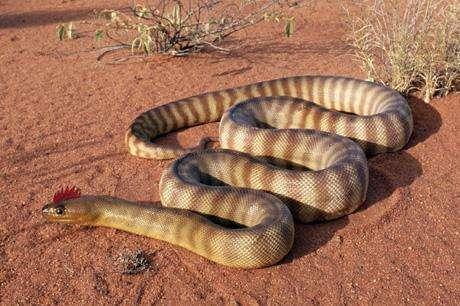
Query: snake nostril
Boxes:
[{"xmin": 42, "ymin": 206, "xmax": 51, "ymax": 214}]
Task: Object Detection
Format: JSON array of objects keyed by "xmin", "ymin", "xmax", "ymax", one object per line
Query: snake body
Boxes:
[{"xmin": 43, "ymin": 76, "xmax": 413, "ymax": 268}]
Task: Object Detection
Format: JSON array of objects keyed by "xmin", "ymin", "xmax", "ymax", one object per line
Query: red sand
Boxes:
[{"xmin": 0, "ymin": 0, "xmax": 458, "ymax": 304}]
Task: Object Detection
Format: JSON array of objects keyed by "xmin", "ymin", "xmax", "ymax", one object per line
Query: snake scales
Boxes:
[{"xmin": 42, "ymin": 75, "xmax": 413, "ymax": 268}]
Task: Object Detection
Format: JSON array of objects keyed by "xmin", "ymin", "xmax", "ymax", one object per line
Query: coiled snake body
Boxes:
[{"xmin": 43, "ymin": 76, "xmax": 413, "ymax": 268}]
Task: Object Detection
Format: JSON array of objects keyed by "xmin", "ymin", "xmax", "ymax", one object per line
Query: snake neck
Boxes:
[{"xmin": 78, "ymin": 196, "xmax": 179, "ymax": 240}]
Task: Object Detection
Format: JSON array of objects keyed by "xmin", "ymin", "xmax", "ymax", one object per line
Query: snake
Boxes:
[{"xmin": 42, "ymin": 75, "xmax": 413, "ymax": 268}]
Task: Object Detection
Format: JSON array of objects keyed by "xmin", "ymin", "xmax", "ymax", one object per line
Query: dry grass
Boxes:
[
  {"xmin": 344, "ymin": 0, "xmax": 459, "ymax": 102},
  {"xmin": 114, "ymin": 250, "xmax": 151, "ymax": 275}
]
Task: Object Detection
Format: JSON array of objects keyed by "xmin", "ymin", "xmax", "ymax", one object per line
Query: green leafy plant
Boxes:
[
  {"xmin": 95, "ymin": 0, "xmax": 305, "ymax": 57},
  {"xmin": 94, "ymin": 29, "xmax": 105, "ymax": 41},
  {"xmin": 131, "ymin": 23, "xmax": 155, "ymax": 54},
  {"xmin": 284, "ymin": 17, "xmax": 295, "ymax": 37},
  {"xmin": 344, "ymin": 0, "xmax": 459, "ymax": 102},
  {"xmin": 56, "ymin": 22, "xmax": 76, "ymax": 40}
]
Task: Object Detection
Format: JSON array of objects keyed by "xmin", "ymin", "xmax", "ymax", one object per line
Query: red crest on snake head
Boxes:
[{"xmin": 53, "ymin": 186, "xmax": 81, "ymax": 204}]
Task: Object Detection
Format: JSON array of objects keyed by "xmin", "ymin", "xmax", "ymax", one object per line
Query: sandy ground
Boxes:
[{"xmin": 0, "ymin": 0, "xmax": 459, "ymax": 304}]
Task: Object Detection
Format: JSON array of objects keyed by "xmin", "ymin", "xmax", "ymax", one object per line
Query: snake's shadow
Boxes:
[
  {"xmin": 282, "ymin": 95, "xmax": 442, "ymax": 264},
  {"xmin": 364, "ymin": 95, "xmax": 442, "ymax": 209},
  {"xmin": 404, "ymin": 95, "xmax": 443, "ymax": 150}
]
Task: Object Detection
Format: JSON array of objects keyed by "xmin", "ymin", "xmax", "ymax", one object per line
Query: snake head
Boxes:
[{"xmin": 42, "ymin": 186, "xmax": 99, "ymax": 225}]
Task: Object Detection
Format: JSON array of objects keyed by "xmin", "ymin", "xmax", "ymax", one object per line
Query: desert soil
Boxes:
[{"xmin": 0, "ymin": 0, "xmax": 458, "ymax": 305}]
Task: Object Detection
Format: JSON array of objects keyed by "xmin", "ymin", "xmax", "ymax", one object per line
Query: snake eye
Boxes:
[{"xmin": 55, "ymin": 206, "xmax": 65, "ymax": 215}]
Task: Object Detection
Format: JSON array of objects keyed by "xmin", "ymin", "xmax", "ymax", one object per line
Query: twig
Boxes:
[{"xmin": 97, "ymin": 44, "xmax": 130, "ymax": 61}]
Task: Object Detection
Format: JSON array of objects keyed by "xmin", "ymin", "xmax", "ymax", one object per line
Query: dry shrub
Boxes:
[
  {"xmin": 95, "ymin": 0, "xmax": 304, "ymax": 57},
  {"xmin": 114, "ymin": 250, "xmax": 151, "ymax": 275},
  {"xmin": 345, "ymin": 0, "xmax": 459, "ymax": 102}
]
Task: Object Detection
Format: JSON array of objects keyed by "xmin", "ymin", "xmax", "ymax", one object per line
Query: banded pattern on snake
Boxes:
[{"xmin": 42, "ymin": 75, "xmax": 413, "ymax": 268}]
